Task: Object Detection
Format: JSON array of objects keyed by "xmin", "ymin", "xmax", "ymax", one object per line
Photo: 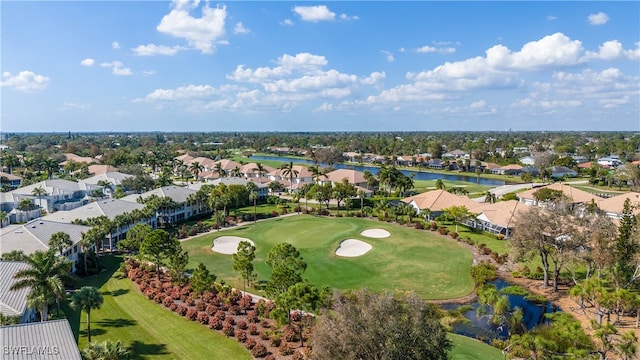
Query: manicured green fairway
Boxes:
[
  {"xmin": 448, "ymin": 333, "xmax": 504, "ymax": 360},
  {"xmin": 68, "ymin": 256, "xmax": 250, "ymax": 360},
  {"xmin": 182, "ymin": 215, "xmax": 474, "ymax": 300}
]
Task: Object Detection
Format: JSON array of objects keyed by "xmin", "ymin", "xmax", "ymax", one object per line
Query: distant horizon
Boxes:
[{"xmin": 2, "ymin": 1, "xmax": 638, "ymax": 132}]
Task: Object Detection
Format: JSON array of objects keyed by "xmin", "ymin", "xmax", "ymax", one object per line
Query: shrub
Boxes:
[
  {"xmin": 245, "ymin": 337, "xmax": 257, "ymax": 350},
  {"xmin": 169, "ymin": 303, "xmax": 178, "ymax": 311},
  {"xmin": 261, "ymin": 319, "xmax": 271, "ymax": 329},
  {"xmin": 270, "ymin": 332, "xmax": 282, "ymax": 347},
  {"xmin": 162, "ymin": 296, "xmax": 173, "ymax": 307},
  {"xmin": 208, "ymin": 316, "xmax": 223, "ymax": 330},
  {"xmin": 279, "ymin": 342, "xmax": 295, "ymax": 356},
  {"xmin": 290, "ymin": 311, "xmax": 302, "ymax": 322},
  {"xmin": 205, "ymin": 304, "xmax": 218, "ymax": 316},
  {"xmin": 196, "ymin": 301, "xmax": 206, "ymax": 311},
  {"xmin": 153, "ymin": 293, "xmax": 164, "ymax": 304},
  {"xmin": 264, "ymin": 355, "xmax": 275, "ymax": 360},
  {"xmin": 292, "ymin": 349, "xmax": 307, "ymax": 360},
  {"xmin": 284, "ymin": 325, "xmax": 300, "ymax": 342},
  {"xmin": 521, "ymin": 265, "xmax": 531, "ymax": 276},
  {"xmin": 197, "ymin": 311, "xmax": 209, "ymax": 324},
  {"xmin": 222, "ymin": 322, "xmax": 235, "ymax": 337},
  {"xmin": 270, "ymin": 210, "xmax": 278, "ymax": 217},
  {"xmin": 186, "ymin": 308, "xmax": 198, "ymax": 321},
  {"xmin": 176, "ymin": 305, "xmax": 188, "ymax": 316},
  {"xmin": 414, "ymin": 222, "xmax": 424, "ymax": 230},
  {"xmin": 450, "ymin": 231, "xmax": 458, "ymax": 239},
  {"xmin": 235, "ymin": 329, "xmax": 248, "ymax": 343},
  {"xmin": 229, "ymin": 305, "xmax": 242, "ymax": 315},
  {"xmin": 214, "ymin": 310, "xmax": 226, "ymax": 321},
  {"xmin": 251, "ymin": 343, "xmax": 268, "ymax": 358},
  {"xmin": 260, "ymin": 331, "xmax": 271, "ymax": 340},
  {"xmin": 497, "ymin": 234, "xmax": 505, "ymax": 240},
  {"xmin": 246, "ymin": 310, "xmax": 259, "ymax": 323},
  {"xmin": 248, "ymin": 324, "xmax": 259, "ymax": 335},
  {"xmin": 430, "ymin": 221, "xmax": 438, "ymax": 231},
  {"xmin": 185, "ymin": 298, "xmax": 196, "ymax": 307},
  {"xmin": 437, "ymin": 227, "xmax": 449, "ymax": 235},
  {"xmin": 225, "ymin": 316, "xmax": 236, "ymax": 326}
]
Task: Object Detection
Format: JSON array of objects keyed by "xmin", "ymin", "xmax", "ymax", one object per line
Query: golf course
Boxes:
[{"xmin": 182, "ymin": 215, "xmax": 475, "ymax": 300}]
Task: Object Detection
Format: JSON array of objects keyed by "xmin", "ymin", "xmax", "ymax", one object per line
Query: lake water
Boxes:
[
  {"xmin": 441, "ymin": 279, "xmax": 559, "ymax": 341},
  {"xmin": 249, "ymin": 155, "xmax": 505, "ymax": 186}
]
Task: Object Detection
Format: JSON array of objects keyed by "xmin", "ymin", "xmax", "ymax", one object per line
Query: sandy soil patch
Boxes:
[
  {"xmin": 211, "ymin": 236, "xmax": 255, "ymax": 255},
  {"xmin": 336, "ymin": 239, "xmax": 372, "ymax": 257},
  {"xmin": 360, "ymin": 228, "xmax": 390, "ymax": 238}
]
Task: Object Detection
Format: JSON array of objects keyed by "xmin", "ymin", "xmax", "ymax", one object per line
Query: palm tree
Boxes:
[
  {"xmin": 230, "ymin": 166, "xmax": 242, "ymax": 178},
  {"xmin": 419, "ymin": 208, "xmax": 433, "ymax": 222},
  {"xmin": 82, "ymin": 340, "xmax": 130, "ymax": 360},
  {"xmin": 280, "ymin": 161, "xmax": 299, "ymax": 194},
  {"xmin": 49, "ymin": 232, "xmax": 72, "ymax": 257},
  {"xmin": 309, "ymin": 165, "xmax": 324, "ymax": 185},
  {"xmin": 435, "ymin": 179, "xmax": 446, "ymax": 190},
  {"xmin": 214, "ymin": 163, "xmax": 227, "ymax": 178},
  {"xmin": 79, "ymin": 232, "xmax": 94, "ymax": 274},
  {"xmin": 18, "ymin": 198, "xmax": 36, "ymax": 212},
  {"xmin": 0, "ymin": 210, "xmax": 8, "ymax": 228},
  {"xmin": 97, "ymin": 180, "xmax": 113, "ymax": 196},
  {"xmin": 11, "ymin": 250, "xmax": 74, "ymax": 322},
  {"xmin": 252, "ymin": 163, "xmax": 267, "ymax": 183},
  {"xmin": 72, "ymin": 286, "xmax": 104, "ymax": 343},
  {"xmin": 249, "ymin": 191, "xmax": 258, "ymax": 223},
  {"xmin": 31, "ymin": 186, "xmax": 48, "ymax": 215},
  {"xmin": 189, "ymin": 161, "xmax": 204, "ymax": 181},
  {"xmin": 40, "ymin": 158, "xmax": 58, "ymax": 180},
  {"xmin": 374, "ymin": 200, "xmax": 390, "ymax": 220}
]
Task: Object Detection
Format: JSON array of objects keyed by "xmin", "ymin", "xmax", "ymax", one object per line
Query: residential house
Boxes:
[
  {"xmin": 239, "ymin": 163, "xmax": 276, "ymax": 183},
  {"xmin": 466, "ymin": 200, "xmax": 529, "ymax": 238},
  {"xmin": 518, "ymin": 183, "xmax": 603, "ymax": 207},
  {"xmin": 58, "ymin": 153, "xmax": 96, "ymax": 172},
  {"xmin": 1, "ymin": 319, "xmax": 82, "ymax": 360},
  {"xmin": 396, "ymin": 156, "xmax": 415, "ymax": 166},
  {"xmin": 0, "ymin": 220, "xmax": 91, "ymax": 271},
  {"xmin": 5, "ymin": 179, "xmax": 96, "ymax": 218},
  {"xmin": 0, "ymin": 261, "xmax": 36, "ymax": 323},
  {"xmin": 597, "ymin": 192, "xmax": 640, "ymax": 221},
  {"xmin": 87, "ymin": 164, "xmax": 119, "ymax": 176},
  {"xmin": 520, "ymin": 166, "xmax": 540, "ymax": 177},
  {"xmin": 42, "ymin": 198, "xmax": 151, "ymax": 250},
  {"xmin": 443, "ymin": 150, "xmax": 469, "ymax": 159},
  {"xmin": 0, "ymin": 171, "xmax": 22, "ymax": 190},
  {"xmin": 189, "ymin": 177, "xmax": 269, "ymax": 199},
  {"xmin": 267, "ymin": 165, "xmax": 314, "ymax": 191},
  {"xmin": 402, "ymin": 189, "xmax": 479, "ymax": 219},
  {"xmin": 549, "ymin": 166, "xmax": 577, "ymax": 179},
  {"xmin": 491, "ymin": 164, "xmax": 523, "ymax": 176},
  {"xmin": 80, "ymin": 171, "xmax": 133, "ymax": 197},
  {"xmin": 597, "ymin": 156, "xmax": 622, "ymax": 168},
  {"xmin": 121, "ymin": 186, "xmax": 198, "ymax": 226}
]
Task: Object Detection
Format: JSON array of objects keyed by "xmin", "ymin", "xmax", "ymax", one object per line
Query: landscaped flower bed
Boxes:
[{"xmin": 123, "ymin": 259, "xmax": 311, "ymax": 359}]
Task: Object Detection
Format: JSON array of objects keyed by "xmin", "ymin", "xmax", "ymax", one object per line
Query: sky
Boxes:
[{"xmin": 1, "ymin": 1, "xmax": 639, "ymax": 132}]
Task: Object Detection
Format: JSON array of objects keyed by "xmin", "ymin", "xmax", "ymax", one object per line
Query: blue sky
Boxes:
[{"xmin": 2, "ymin": 1, "xmax": 639, "ymax": 132}]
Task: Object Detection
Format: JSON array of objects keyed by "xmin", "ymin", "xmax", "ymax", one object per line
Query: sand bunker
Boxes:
[
  {"xmin": 211, "ymin": 236, "xmax": 255, "ymax": 255},
  {"xmin": 360, "ymin": 229, "xmax": 390, "ymax": 238},
  {"xmin": 335, "ymin": 239, "xmax": 372, "ymax": 257}
]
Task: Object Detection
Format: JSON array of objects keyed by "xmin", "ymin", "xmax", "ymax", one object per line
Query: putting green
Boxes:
[{"xmin": 183, "ymin": 215, "xmax": 474, "ymax": 300}]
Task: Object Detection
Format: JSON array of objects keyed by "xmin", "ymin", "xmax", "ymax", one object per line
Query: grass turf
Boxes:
[
  {"xmin": 67, "ymin": 256, "xmax": 250, "ymax": 360},
  {"xmin": 182, "ymin": 215, "xmax": 474, "ymax": 300},
  {"xmin": 448, "ymin": 333, "xmax": 504, "ymax": 360}
]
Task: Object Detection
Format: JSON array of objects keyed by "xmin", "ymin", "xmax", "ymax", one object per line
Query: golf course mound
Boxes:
[
  {"xmin": 212, "ymin": 237, "xmax": 255, "ymax": 255},
  {"xmin": 360, "ymin": 228, "xmax": 390, "ymax": 238},
  {"xmin": 335, "ymin": 239, "xmax": 373, "ymax": 257}
]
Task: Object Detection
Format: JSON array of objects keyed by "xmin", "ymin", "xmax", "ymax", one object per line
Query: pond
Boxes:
[
  {"xmin": 440, "ymin": 278, "xmax": 559, "ymax": 342},
  {"xmin": 249, "ymin": 155, "xmax": 506, "ymax": 186}
]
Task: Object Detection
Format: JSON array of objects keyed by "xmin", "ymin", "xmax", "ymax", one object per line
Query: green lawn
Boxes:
[
  {"xmin": 66, "ymin": 256, "xmax": 250, "ymax": 360},
  {"xmin": 448, "ymin": 333, "xmax": 503, "ymax": 360},
  {"xmin": 182, "ymin": 215, "xmax": 474, "ymax": 300}
]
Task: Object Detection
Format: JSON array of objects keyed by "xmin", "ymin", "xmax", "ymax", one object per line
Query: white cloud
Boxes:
[
  {"xmin": 599, "ymin": 96, "xmax": 630, "ymax": 108},
  {"xmin": 588, "ymin": 12, "xmax": 609, "ymax": 25},
  {"xmin": 414, "ymin": 45, "xmax": 456, "ymax": 54},
  {"xmin": 112, "ymin": 41, "xmax": 120, "ymax": 49},
  {"xmin": 1, "ymin": 71, "xmax": 49, "ymax": 92},
  {"xmin": 584, "ymin": 40, "xmax": 640, "ymax": 60},
  {"xmin": 489, "ymin": 32, "xmax": 584, "ymax": 71},
  {"xmin": 80, "ymin": 58, "xmax": 95, "ymax": 66},
  {"xmin": 547, "ymin": 15, "xmax": 557, "ymax": 21},
  {"xmin": 227, "ymin": 53, "xmax": 328, "ymax": 83},
  {"xmin": 293, "ymin": 5, "xmax": 335, "ymax": 22},
  {"xmin": 381, "ymin": 50, "xmax": 394, "ymax": 62},
  {"xmin": 234, "ymin": 22, "xmax": 250, "ymax": 34},
  {"xmin": 142, "ymin": 70, "xmax": 156, "ymax": 76},
  {"xmin": 281, "ymin": 19, "xmax": 294, "ymax": 26},
  {"xmin": 157, "ymin": 2, "xmax": 227, "ymax": 54},
  {"xmin": 100, "ymin": 61, "xmax": 133, "ymax": 76},
  {"xmin": 60, "ymin": 102, "xmax": 91, "ymax": 110},
  {"xmin": 132, "ymin": 44, "xmax": 185, "ymax": 56},
  {"xmin": 470, "ymin": 100, "xmax": 486, "ymax": 109},
  {"xmin": 137, "ymin": 84, "xmax": 217, "ymax": 101}
]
